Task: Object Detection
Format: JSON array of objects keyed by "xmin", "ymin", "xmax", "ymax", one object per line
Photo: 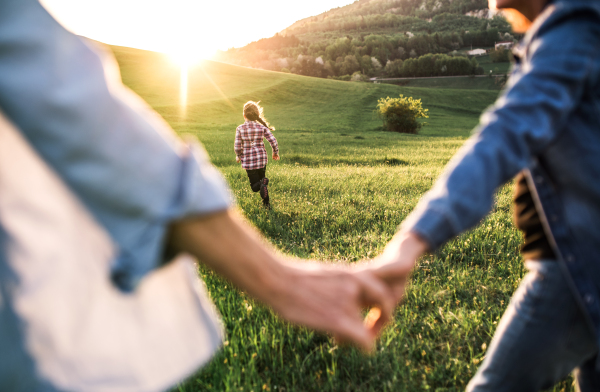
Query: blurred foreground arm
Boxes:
[{"xmin": 168, "ymin": 210, "xmax": 395, "ymax": 351}]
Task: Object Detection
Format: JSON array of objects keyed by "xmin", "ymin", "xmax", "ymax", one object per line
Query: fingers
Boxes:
[
  {"xmin": 333, "ymin": 313, "xmax": 376, "ymax": 352},
  {"xmin": 354, "ymin": 271, "xmax": 395, "ymax": 330},
  {"xmin": 364, "ymin": 307, "xmax": 383, "ymax": 332}
]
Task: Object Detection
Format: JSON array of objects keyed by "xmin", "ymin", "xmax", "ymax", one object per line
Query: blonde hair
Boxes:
[{"xmin": 243, "ymin": 101, "xmax": 274, "ymax": 130}]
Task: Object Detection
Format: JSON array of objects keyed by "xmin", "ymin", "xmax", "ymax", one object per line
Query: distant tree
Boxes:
[
  {"xmin": 397, "ymin": 46, "xmax": 406, "ymax": 59},
  {"xmin": 339, "ymin": 55, "xmax": 361, "ymax": 75},
  {"xmin": 371, "ymin": 56, "xmax": 383, "ymax": 70},
  {"xmin": 489, "ymin": 47, "xmax": 510, "ymax": 63},
  {"xmin": 360, "ymin": 55, "xmax": 374, "ymax": 75},
  {"xmin": 351, "ymin": 71, "xmax": 367, "ymax": 81},
  {"xmin": 384, "ymin": 59, "xmax": 403, "ymax": 77},
  {"xmin": 376, "ymin": 94, "xmax": 429, "ymax": 134},
  {"xmin": 401, "ymin": 58, "xmax": 418, "ymax": 77}
]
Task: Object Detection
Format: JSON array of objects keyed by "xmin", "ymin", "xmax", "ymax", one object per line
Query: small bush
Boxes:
[
  {"xmin": 330, "ymin": 74, "xmax": 352, "ymax": 81},
  {"xmin": 376, "ymin": 95, "xmax": 429, "ymax": 134},
  {"xmin": 490, "ymin": 47, "xmax": 510, "ymax": 63}
]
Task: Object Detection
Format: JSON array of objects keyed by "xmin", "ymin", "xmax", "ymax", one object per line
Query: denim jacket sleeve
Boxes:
[
  {"xmin": 0, "ymin": 0, "xmax": 232, "ymax": 290},
  {"xmin": 401, "ymin": 8, "xmax": 600, "ymax": 250}
]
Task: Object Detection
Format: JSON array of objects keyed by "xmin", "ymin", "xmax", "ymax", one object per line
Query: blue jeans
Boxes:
[{"xmin": 468, "ymin": 260, "xmax": 599, "ymax": 392}]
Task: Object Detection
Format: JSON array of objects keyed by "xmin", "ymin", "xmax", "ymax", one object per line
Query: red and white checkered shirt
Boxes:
[{"xmin": 234, "ymin": 121, "xmax": 279, "ymax": 170}]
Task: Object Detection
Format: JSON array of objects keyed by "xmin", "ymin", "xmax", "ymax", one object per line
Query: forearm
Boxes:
[
  {"xmin": 265, "ymin": 131, "xmax": 278, "ymax": 155},
  {"xmin": 167, "ymin": 210, "xmax": 288, "ymax": 305}
]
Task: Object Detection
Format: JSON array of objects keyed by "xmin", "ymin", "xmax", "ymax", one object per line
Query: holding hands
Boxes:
[{"xmin": 168, "ymin": 211, "xmax": 396, "ymax": 352}]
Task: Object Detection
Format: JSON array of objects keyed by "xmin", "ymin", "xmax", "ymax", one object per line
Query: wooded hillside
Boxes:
[{"xmin": 214, "ymin": 0, "xmax": 516, "ymax": 80}]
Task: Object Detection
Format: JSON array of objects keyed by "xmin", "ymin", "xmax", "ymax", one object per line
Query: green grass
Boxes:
[
  {"xmin": 381, "ymin": 76, "xmax": 504, "ymax": 90},
  {"xmin": 110, "ymin": 45, "xmax": 574, "ymax": 392},
  {"xmin": 475, "ymin": 54, "xmax": 512, "ymax": 75}
]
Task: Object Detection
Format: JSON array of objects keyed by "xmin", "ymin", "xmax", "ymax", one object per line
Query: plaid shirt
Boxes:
[{"xmin": 234, "ymin": 121, "xmax": 279, "ymax": 170}]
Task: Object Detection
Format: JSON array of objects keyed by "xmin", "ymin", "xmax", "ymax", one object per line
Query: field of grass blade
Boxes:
[{"xmin": 110, "ymin": 45, "xmax": 574, "ymax": 392}]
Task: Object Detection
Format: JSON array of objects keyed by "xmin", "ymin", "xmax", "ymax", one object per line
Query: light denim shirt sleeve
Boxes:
[
  {"xmin": 0, "ymin": 0, "xmax": 233, "ymax": 290},
  {"xmin": 401, "ymin": 9, "xmax": 600, "ymax": 249}
]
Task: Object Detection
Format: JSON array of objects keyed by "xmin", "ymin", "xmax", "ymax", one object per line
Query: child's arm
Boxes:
[
  {"xmin": 234, "ymin": 129, "xmax": 243, "ymax": 162},
  {"xmin": 264, "ymin": 128, "xmax": 279, "ymax": 160}
]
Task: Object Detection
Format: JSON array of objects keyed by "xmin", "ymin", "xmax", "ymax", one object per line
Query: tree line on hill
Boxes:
[
  {"xmin": 215, "ymin": 26, "xmax": 513, "ymax": 80},
  {"xmin": 282, "ymin": 0, "xmax": 493, "ymax": 35},
  {"xmin": 283, "ymin": 11, "xmax": 510, "ymax": 38},
  {"xmin": 384, "ymin": 53, "xmax": 483, "ymax": 78}
]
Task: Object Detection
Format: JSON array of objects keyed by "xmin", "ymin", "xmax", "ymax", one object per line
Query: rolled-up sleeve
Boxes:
[
  {"xmin": 234, "ymin": 128, "xmax": 243, "ymax": 158},
  {"xmin": 0, "ymin": 0, "xmax": 233, "ymax": 290},
  {"xmin": 401, "ymin": 13, "xmax": 600, "ymax": 249},
  {"xmin": 264, "ymin": 128, "xmax": 279, "ymax": 155}
]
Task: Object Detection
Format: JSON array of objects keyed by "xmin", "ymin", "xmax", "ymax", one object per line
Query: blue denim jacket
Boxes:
[{"xmin": 403, "ymin": 1, "xmax": 600, "ymax": 341}]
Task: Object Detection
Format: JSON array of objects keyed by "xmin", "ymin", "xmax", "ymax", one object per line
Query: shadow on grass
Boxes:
[{"xmin": 284, "ymin": 154, "xmax": 409, "ymax": 167}]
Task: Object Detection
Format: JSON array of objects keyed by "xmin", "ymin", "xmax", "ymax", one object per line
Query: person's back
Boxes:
[{"xmin": 234, "ymin": 101, "xmax": 279, "ymax": 209}]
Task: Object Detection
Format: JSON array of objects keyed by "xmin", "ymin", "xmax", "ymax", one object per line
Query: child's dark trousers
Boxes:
[{"xmin": 246, "ymin": 167, "xmax": 269, "ymax": 205}]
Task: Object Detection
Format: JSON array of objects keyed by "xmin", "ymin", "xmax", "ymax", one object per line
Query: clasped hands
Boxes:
[
  {"xmin": 276, "ymin": 231, "xmax": 428, "ymax": 352},
  {"xmin": 338, "ymin": 231, "xmax": 428, "ymax": 351},
  {"xmin": 169, "ymin": 211, "xmax": 427, "ymax": 353}
]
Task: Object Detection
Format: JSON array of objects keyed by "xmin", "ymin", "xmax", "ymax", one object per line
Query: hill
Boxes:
[
  {"xmin": 281, "ymin": 0, "xmax": 497, "ymax": 38},
  {"xmin": 113, "ymin": 44, "xmax": 498, "ymax": 139},
  {"xmin": 214, "ymin": 0, "xmax": 515, "ymax": 80}
]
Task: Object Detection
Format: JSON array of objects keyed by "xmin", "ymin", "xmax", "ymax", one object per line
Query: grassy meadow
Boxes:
[
  {"xmin": 381, "ymin": 76, "xmax": 504, "ymax": 91},
  {"xmin": 110, "ymin": 45, "xmax": 573, "ymax": 392}
]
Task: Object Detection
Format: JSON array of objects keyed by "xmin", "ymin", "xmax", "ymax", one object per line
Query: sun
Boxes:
[
  {"xmin": 168, "ymin": 48, "xmax": 204, "ymax": 68},
  {"xmin": 166, "ymin": 40, "xmax": 216, "ymax": 68}
]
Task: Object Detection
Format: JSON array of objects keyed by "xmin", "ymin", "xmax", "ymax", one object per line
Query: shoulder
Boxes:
[
  {"xmin": 529, "ymin": 3, "xmax": 600, "ymax": 49},
  {"xmin": 518, "ymin": 4, "xmax": 600, "ymax": 81}
]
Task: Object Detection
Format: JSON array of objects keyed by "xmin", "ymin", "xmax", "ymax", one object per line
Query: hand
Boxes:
[
  {"xmin": 370, "ymin": 231, "xmax": 428, "ymax": 303},
  {"xmin": 236, "ymin": 156, "xmax": 241, "ymax": 163},
  {"xmin": 272, "ymin": 154, "xmax": 280, "ymax": 161},
  {"xmin": 271, "ymin": 264, "xmax": 395, "ymax": 352}
]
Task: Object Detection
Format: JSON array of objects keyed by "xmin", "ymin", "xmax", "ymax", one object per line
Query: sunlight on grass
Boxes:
[
  {"xmin": 179, "ymin": 65, "xmax": 188, "ymax": 119},
  {"xmin": 166, "ymin": 43, "xmax": 209, "ymax": 119}
]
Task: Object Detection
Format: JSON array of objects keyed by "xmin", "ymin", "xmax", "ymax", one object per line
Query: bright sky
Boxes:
[{"xmin": 41, "ymin": 0, "xmax": 356, "ymax": 61}]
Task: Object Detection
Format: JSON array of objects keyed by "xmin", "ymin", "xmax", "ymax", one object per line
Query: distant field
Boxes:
[
  {"xmin": 381, "ymin": 76, "xmax": 504, "ymax": 90},
  {"xmin": 475, "ymin": 53, "xmax": 512, "ymax": 74},
  {"xmin": 110, "ymin": 44, "xmax": 572, "ymax": 392}
]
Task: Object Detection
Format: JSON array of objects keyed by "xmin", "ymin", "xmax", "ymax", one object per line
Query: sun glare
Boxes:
[
  {"xmin": 166, "ymin": 43, "xmax": 214, "ymax": 120},
  {"xmin": 167, "ymin": 48, "xmax": 208, "ymax": 68}
]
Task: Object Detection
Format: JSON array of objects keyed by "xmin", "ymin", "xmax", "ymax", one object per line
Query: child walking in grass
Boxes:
[{"xmin": 235, "ymin": 101, "xmax": 280, "ymax": 209}]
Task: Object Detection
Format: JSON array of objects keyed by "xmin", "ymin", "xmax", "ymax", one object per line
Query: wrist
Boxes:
[
  {"xmin": 396, "ymin": 231, "xmax": 428, "ymax": 259},
  {"xmin": 257, "ymin": 260, "xmax": 298, "ymax": 313}
]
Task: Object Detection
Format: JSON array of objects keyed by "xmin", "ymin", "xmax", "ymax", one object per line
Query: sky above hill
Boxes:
[{"xmin": 41, "ymin": 0, "xmax": 355, "ymax": 60}]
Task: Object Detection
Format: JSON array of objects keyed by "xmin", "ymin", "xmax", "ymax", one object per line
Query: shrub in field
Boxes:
[
  {"xmin": 376, "ymin": 94, "xmax": 429, "ymax": 134},
  {"xmin": 490, "ymin": 47, "xmax": 510, "ymax": 63}
]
